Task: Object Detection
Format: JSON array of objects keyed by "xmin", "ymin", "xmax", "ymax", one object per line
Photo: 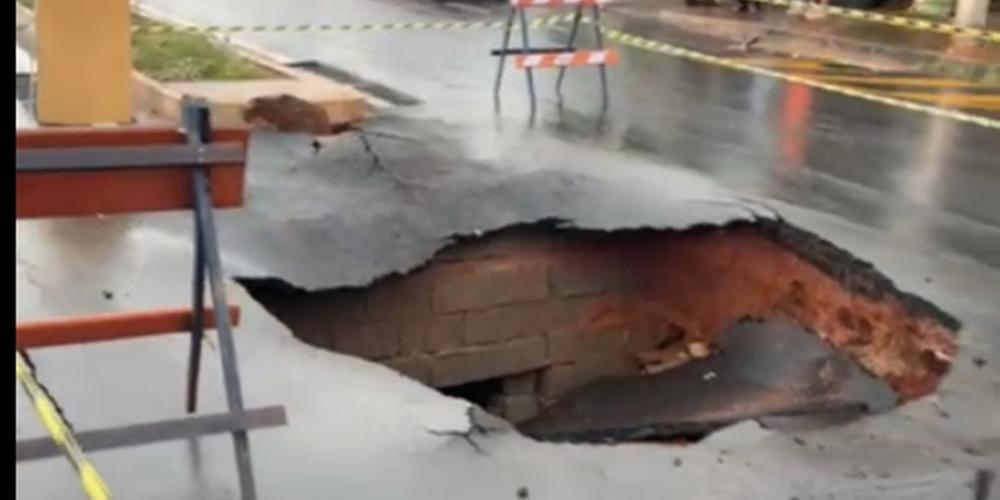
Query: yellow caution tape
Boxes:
[
  {"xmin": 601, "ymin": 27, "xmax": 1000, "ymax": 131},
  {"xmin": 753, "ymin": 0, "xmax": 1000, "ymax": 43},
  {"xmin": 15, "ymin": 352, "xmax": 112, "ymax": 500},
  {"xmin": 128, "ymin": 4, "xmax": 999, "ymax": 42},
  {"xmin": 134, "ymin": 13, "xmax": 574, "ymax": 34}
]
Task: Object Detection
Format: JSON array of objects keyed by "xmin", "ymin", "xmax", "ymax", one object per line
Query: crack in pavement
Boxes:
[
  {"xmin": 424, "ymin": 406, "xmax": 512, "ymax": 456},
  {"xmin": 356, "ymin": 128, "xmax": 403, "ymax": 184},
  {"xmin": 353, "ymin": 129, "xmax": 441, "ymax": 189}
]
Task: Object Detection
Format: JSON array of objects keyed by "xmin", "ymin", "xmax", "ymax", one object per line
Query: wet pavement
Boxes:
[
  {"xmin": 15, "ymin": 0, "xmax": 1000, "ymax": 498},
  {"xmin": 129, "ymin": 0, "xmax": 1000, "ymax": 269}
]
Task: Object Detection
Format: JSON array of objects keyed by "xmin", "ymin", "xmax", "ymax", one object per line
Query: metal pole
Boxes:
[
  {"xmin": 518, "ymin": 7, "xmax": 537, "ymax": 122},
  {"xmin": 591, "ymin": 5, "xmax": 610, "ymax": 115},
  {"xmin": 185, "ymin": 207, "xmax": 205, "ymax": 414},
  {"xmin": 183, "ymin": 98, "xmax": 257, "ymax": 500},
  {"xmin": 555, "ymin": 5, "xmax": 584, "ymax": 103},
  {"xmin": 193, "ymin": 168, "xmax": 257, "ymax": 500},
  {"xmin": 493, "ymin": 7, "xmax": 517, "ymax": 107}
]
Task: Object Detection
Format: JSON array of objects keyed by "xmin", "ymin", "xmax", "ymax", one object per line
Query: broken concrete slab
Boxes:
[
  {"xmin": 522, "ymin": 319, "xmax": 898, "ymax": 443},
  {"xmin": 15, "ymin": 117, "xmax": 996, "ymax": 499}
]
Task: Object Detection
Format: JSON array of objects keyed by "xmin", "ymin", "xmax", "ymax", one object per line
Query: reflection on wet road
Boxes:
[{"xmin": 742, "ymin": 56, "xmax": 1000, "ymax": 115}]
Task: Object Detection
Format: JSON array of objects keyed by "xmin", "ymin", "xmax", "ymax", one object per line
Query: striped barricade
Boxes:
[
  {"xmin": 494, "ymin": 0, "xmax": 614, "ymax": 119},
  {"xmin": 515, "ymin": 49, "xmax": 619, "ymax": 68}
]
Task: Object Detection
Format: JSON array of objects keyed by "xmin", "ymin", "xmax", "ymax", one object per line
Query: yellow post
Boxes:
[{"xmin": 35, "ymin": 0, "xmax": 133, "ymax": 125}]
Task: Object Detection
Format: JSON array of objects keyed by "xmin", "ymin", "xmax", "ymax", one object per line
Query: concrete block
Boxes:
[
  {"xmin": 427, "ymin": 314, "xmax": 464, "ymax": 352},
  {"xmin": 366, "ymin": 271, "xmax": 431, "ymax": 320},
  {"xmin": 384, "ymin": 356, "xmax": 432, "ymax": 384},
  {"xmin": 431, "ymin": 337, "xmax": 548, "ymax": 387},
  {"xmin": 432, "ymin": 259, "xmax": 549, "ymax": 313},
  {"xmin": 502, "ymin": 372, "xmax": 538, "ymax": 395},
  {"xmin": 334, "ymin": 321, "xmax": 399, "ymax": 360},
  {"xmin": 497, "ymin": 394, "xmax": 539, "ymax": 423},
  {"xmin": 464, "ymin": 301, "xmax": 554, "ymax": 344},
  {"xmin": 399, "ymin": 320, "xmax": 429, "ymax": 356}
]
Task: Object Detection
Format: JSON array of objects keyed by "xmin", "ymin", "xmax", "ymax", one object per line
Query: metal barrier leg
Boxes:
[
  {"xmin": 518, "ymin": 8, "xmax": 537, "ymax": 122},
  {"xmin": 591, "ymin": 4, "xmax": 610, "ymax": 114},
  {"xmin": 555, "ymin": 5, "xmax": 584, "ymax": 104},
  {"xmin": 186, "ymin": 197, "xmax": 206, "ymax": 414},
  {"xmin": 184, "ymin": 98, "xmax": 258, "ymax": 500},
  {"xmin": 493, "ymin": 7, "xmax": 516, "ymax": 108},
  {"xmin": 193, "ymin": 169, "xmax": 257, "ymax": 500}
]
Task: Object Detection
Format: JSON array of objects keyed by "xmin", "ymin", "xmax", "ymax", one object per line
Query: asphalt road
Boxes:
[
  {"xmin": 134, "ymin": 0, "xmax": 1000, "ymax": 270},
  {"xmin": 15, "ymin": 0, "xmax": 1000, "ymax": 499}
]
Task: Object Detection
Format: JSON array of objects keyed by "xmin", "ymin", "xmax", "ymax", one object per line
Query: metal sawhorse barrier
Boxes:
[
  {"xmin": 15, "ymin": 99, "xmax": 287, "ymax": 500},
  {"xmin": 493, "ymin": 0, "xmax": 618, "ymax": 120}
]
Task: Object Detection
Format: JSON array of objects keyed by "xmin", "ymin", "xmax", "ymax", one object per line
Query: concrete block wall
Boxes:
[
  {"xmin": 254, "ymin": 228, "xmax": 669, "ymax": 422},
  {"xmin": 248, "ymin": 223, "xmax": 958, "ymax": 422}
]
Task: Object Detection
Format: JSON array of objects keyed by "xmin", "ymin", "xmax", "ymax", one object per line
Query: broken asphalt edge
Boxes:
[{"xmin": 237, "ymin": 214, "xmax": 962, "ymax": 337}]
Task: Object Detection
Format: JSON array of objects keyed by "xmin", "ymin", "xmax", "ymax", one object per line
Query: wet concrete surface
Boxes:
[
  {"xmin": 15, "ymin": 0, "xmax": 1000, "ymax": 498},
  {"xmin": 525, "ymin": 319, "xmax": 899, "ymax": 442}
]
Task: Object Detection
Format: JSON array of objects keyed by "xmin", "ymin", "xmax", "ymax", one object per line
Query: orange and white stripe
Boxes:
[
  {"xmin": 515, "ymin": 50, "xmax": 619, "ymax": 69},
  {"xmin": 510, "ymin": 0, "xmax": 606, "ymax": 7}
]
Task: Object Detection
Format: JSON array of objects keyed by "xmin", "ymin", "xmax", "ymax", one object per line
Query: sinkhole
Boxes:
[{"xmin": 239, "ymin": 220, "xmax": 959, "ymax": 443}]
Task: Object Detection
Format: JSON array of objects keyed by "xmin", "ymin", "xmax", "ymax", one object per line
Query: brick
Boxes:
[
  {"xmin": 497, "ymin": 394, "xmax": 539, "ymax": 423},
  {"xmin": 384, "ymin": 356, "xmax": 432, "ymax": 384},
  {"xmin": 431, "ymin": 337, "xmax": 548, "ymax": 387},
  {"xmin": 502, "ymin": 372, "xmax": 538, "ymax": 395},
  {"xmin": 427, "ymin": 314, "xmax": 464, "ymax": 352},
  {"xmin": 432, "ymin": 259, "xmax": 550, "ymax": 313},
  {"xmin": 550, "ymin": 251, "xmax": 624, "ymax": 297},
  {"xmin": 435, "ymin": 230, "xmax": 554, "ymax": 261},
  {"xmin": 399, "ymin": 321, "xmax": 430, "ymax": 355},
  {"xmin": 548, "ymin": 330, "xmax": 625, "ymax": 364},
  {"xmin": 539, "ymin": 363, "xmax": 577, "ymax": 397},
  {"xmin": 333, "ymin": 321, "xmax": 399, "ymax": 359},
  {"xmin": 539, "ymin": 354, "xmax": 637, "ymax": 398},
  {"xmin": 464, "ymin": 301, "xmax": 554, "ymax": 344},
  {"xmin": 366, "ymin": 271, "xmax": 431, "ymax": 320}
]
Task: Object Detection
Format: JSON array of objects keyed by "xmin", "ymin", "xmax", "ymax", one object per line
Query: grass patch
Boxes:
[
  {"xmin": 16, "ymin": 0, "xmax": 271, "ymax": 81},
  {"xmin": 131, "ymin": 17, "xmax": 271, "ymax": 81}
]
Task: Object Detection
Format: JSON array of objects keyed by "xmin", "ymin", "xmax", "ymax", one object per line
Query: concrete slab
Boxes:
[{"xmin": 524, "ymin": 319, "xmax": 898, "ymax": 442}]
